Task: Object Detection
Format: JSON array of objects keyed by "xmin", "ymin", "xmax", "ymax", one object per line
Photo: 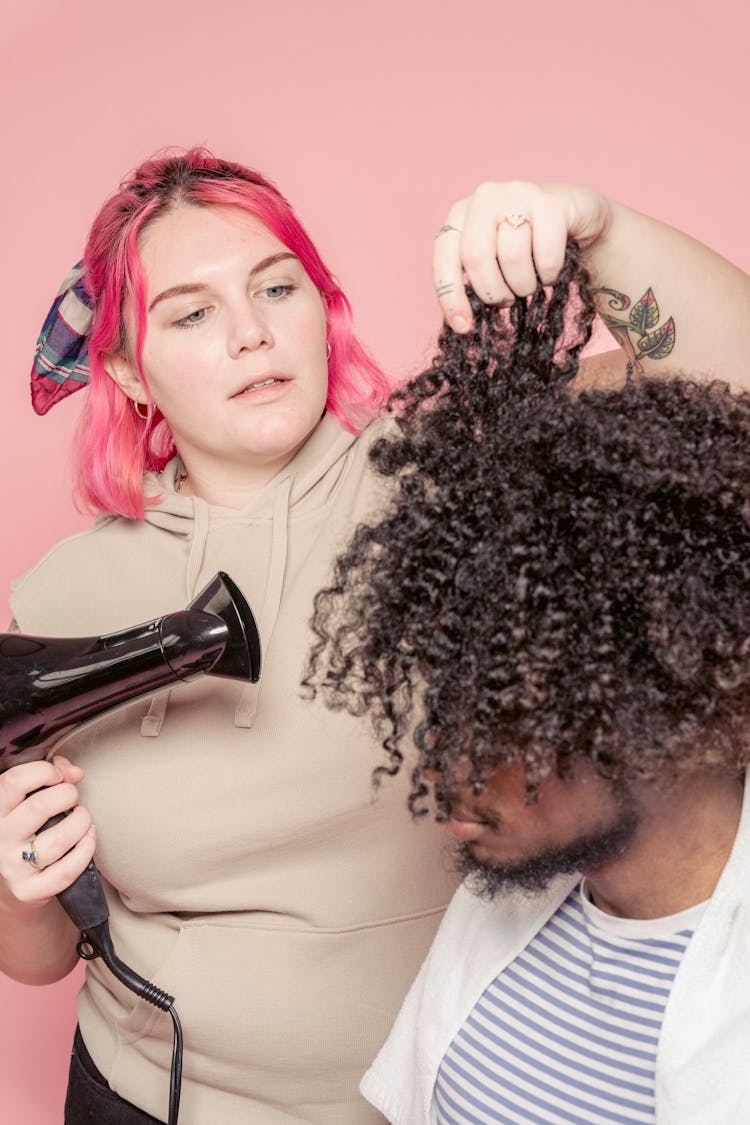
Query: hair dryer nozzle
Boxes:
[{"xmin": 184, "ymin": 572, "xmax": 261, "ymax": 682}]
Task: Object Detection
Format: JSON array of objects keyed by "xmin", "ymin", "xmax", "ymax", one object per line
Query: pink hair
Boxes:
[{"xmin": 75, "ymin": 148, "xmax": 391, "ymax": 518}]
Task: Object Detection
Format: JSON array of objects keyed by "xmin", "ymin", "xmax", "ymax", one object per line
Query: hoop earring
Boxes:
[
  {"xmin": 326, "ymin": 340, "xmax": 332, "ymax": 360},
  {"xmin": 133, "ymin": 400, "xmax": 149, "ymax": 421}
]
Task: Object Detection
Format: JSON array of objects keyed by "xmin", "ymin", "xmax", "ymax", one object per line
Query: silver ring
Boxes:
[
  {"xmin": 22, "ymin": 836, "xmax": 42, "ymax": 870},
  {"xmin": 500, "ymin": 212, "xmax": 530, "ymax": 230},
  {"xmin": 435, "ymin": 223, "xmax": 463, "ymax": 238}
]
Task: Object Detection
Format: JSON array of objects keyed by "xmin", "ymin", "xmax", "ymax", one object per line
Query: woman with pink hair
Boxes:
[
  {"xmin": 1, "ymin": 148, "xmax": 457, "ymax": 1125},
  {"xmin": 1, "ymin": 151, "xmax": 748, "ymax": 1124}
]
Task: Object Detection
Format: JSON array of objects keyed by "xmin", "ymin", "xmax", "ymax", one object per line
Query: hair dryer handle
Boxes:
[
  {"xmin": 37, "ymin": 808, "xmax": 110, "ymax": 931},
  {"xmin": 58, "ymin": 857, "xmax": 109, "ymax": 932}
]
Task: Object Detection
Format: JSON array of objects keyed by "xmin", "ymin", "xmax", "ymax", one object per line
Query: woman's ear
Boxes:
[{"xmin": 103, "ymin": 352, "xmax": 146, "ymax": 405}]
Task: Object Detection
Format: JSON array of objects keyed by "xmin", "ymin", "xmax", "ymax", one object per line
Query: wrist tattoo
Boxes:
[{"xmin": 592, "ymin": 286, "xmax": 676, "ymax": 373}]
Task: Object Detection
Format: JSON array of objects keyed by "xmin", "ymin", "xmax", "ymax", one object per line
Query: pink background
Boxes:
[{"xmin": 1, "ymin": 0, "xmax": 748, "ymax": 1118}]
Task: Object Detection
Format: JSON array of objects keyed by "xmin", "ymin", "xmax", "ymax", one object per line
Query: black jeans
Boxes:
[{"xmin": 64, "ymin": 1026, "xmax": 164, "ymax": 1124}]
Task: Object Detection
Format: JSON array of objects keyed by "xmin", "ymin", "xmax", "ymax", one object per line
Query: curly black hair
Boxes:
[{"xmin": 307, "ymin": 245, "xmax": 750, "ymax": 814}]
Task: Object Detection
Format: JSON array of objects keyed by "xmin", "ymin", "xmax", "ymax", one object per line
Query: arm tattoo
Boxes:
[{"xmin": 592, "ymin": 285, "xmax": 676, "ymax": 373}]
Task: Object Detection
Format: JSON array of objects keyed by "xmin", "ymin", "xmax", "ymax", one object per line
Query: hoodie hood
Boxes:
[
  {"xmin": 140, "ymin": 413, "xmax": 358, "ymax": 543},
  {"xmin": 137, "ymin": 413, "xmax": 360, "ymax": 732}
]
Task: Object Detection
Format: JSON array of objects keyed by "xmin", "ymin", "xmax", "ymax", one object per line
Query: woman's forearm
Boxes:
[
  {"xmin": 434, "ymin": 180, "xmax": 750, "ymax": 390},
  {"xmin": 0, "ymin": 895, "xmax": 80, "ymax": 985},
  {"xmin": 581, "ymin": 194, "xmax": 750, "ymax": 388}
]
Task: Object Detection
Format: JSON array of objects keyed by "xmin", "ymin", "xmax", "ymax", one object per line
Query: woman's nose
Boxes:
[{"xmin": 228, "ymin": 302, "xmax": 273, "ymax": 357}]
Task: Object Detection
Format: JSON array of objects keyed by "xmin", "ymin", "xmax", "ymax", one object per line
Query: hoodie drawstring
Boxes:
[
  {"xmin": 234, "ymin": 475, "xmax": 292, "ymax": 729},
  {"xmin": 140, "ymin": 496, "xmax": 212, "ymax": 738}
]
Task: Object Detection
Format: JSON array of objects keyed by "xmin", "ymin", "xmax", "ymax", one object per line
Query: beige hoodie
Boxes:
[{"xmin": 11, "ymin": 414, "xmax": 458, "ymax": 1124}]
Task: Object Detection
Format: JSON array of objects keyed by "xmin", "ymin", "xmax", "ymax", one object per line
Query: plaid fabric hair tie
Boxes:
[{"xmin": 30, "ymin": 262, "xmax": 94, "ymax": 415}]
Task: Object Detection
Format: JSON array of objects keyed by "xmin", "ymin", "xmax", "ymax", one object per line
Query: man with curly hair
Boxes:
[{"xmin": 310, "ymin": 186, "xmax": 750, "ymax": 1124}]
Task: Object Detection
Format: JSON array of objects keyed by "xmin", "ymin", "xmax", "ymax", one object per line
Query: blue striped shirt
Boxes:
[{"xmin": 435, "ymin": 883, "xmax": 705, "ymax": 1124}]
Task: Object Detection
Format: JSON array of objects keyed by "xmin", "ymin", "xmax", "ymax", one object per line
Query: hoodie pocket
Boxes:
[{"xmin": 109, "ymin": 910, "xmax": 445, "ymax": 1108}]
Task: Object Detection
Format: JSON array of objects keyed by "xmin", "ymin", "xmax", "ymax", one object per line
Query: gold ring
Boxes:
[{"xmin": 21, "ymin": 836, "xmax": 43, "ymax": 869}]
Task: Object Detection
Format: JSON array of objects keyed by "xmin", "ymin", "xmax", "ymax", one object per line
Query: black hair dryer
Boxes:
[
  {"xmin": 0, "ymin": 570, "xmax": 261, "ymax": 769},
  {"xmin": 0, "ymin": 571, "xmax": 261, "ymax": 1125}
]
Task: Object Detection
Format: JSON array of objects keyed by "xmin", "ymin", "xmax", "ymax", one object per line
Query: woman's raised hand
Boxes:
[
  {"xmin": 433, "ymin": 181, "xmax": 611, "ymax": 333},
  {"xmin": 0, "ymin": 756, "xmax": 95, "ymax": 910}
]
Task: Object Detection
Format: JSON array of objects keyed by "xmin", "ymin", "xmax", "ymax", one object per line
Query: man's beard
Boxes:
[{"xmin": 455, "ymin": 809, "xmax": 640, "ymax": 900}]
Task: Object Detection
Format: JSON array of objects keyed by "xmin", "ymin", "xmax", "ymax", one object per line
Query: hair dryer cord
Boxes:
[{"xmin": 77, "ymin": 920, "xmax": 183, "ymax": 1125}]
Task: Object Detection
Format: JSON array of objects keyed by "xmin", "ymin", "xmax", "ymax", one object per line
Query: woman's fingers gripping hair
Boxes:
[{"xmin": 434, "ymin": 182, "xmax": 576, "ymax": 333}]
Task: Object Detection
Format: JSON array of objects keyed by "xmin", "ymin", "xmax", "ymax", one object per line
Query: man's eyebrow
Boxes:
[{"xmin": 148, "ymin": 252, "xmax": 301, "ymax": 312}]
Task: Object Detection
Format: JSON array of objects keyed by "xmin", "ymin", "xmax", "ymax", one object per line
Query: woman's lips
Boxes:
[
  {"xmin": 231, "ymin": 373, "xmax": 287, "ymax": 396},
  {"xmin": 231, "ymin": 376, "xmax": 289, "ymax": 401}
]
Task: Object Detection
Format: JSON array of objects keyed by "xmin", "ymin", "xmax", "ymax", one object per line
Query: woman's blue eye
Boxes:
[
  {"xmin": 263, "ymin": 284, "xmax": 294, "ymax": 300},
  {"xmin": 175, "ymin": 307, "xmax": 208, "ymax": 328}
]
